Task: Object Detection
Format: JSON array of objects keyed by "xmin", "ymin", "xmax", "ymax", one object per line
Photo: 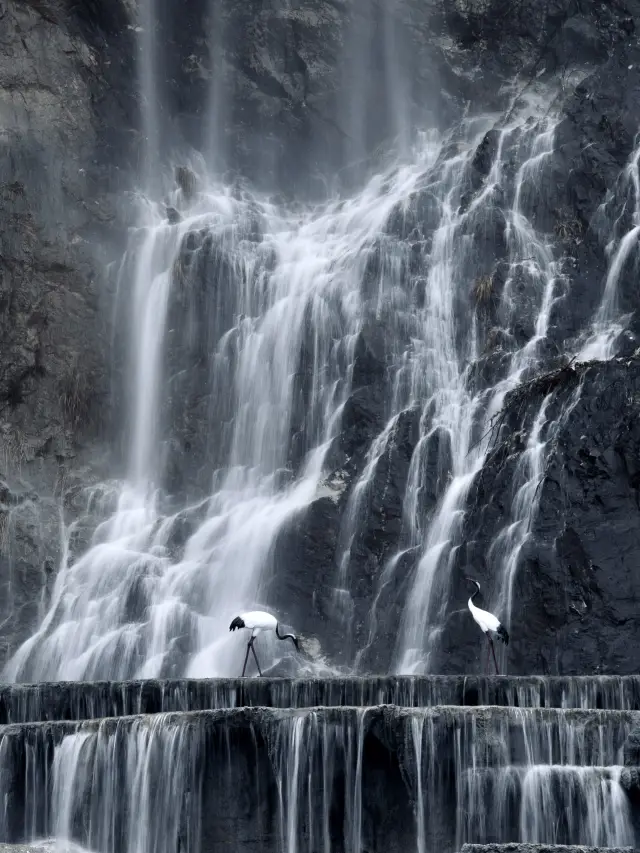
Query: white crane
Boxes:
[
  {"xmin": 465, "ymin": 577, "xmax": 509, "ymax": 675},
  {"xmin": 229, "ymin": 610, "xmax": 300, "ymax": 677}
]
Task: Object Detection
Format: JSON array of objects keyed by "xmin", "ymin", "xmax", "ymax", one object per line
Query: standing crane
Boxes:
[{"xmin": 465, "ymin": 577, "xmax": 509, "ymax": 675}]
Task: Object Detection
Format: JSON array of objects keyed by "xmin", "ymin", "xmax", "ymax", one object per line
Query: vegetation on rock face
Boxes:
[
  {"xmin": 553, "ymin": 208, "xmax": 584, "ymax": 242},
  {"xmin": 473, "ymin": 273, "xmax": 495, "ymax": 305},
  {"xmin": 58, "ymin": 360, "xmax": 96, "ymax": 431}
]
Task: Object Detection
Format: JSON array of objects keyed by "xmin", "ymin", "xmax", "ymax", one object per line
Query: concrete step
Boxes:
[
  {"xmin": 460, "ymin": 846, "xmax": 636, "ymax": 853},
  {"xmin": 2, "ymin": 674, "xmax": 639, "ymax": 723}
]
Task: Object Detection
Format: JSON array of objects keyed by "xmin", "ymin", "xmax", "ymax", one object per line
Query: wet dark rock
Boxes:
[
  {"xmin": 268, "ymin": 495, "xmax": 341, "ymax": 653},
  {"xmin": 388, "ymin": 189, "xmax": 442, "ymax": 241},
  {"xmin": 165, "ymin": 205, "xmax": 182, "ymax": 224},
  {"xmin": 175, "ymin": 166, "xmax": 197, "ymax": 201},
  {"xmin": 0, "ymin": 0, "xmax": 133, "ymax": 667},
  {"xmin": 470, "ymin": 129, "xmax": 501, "ymax": 188},
  {"xmin": 462, "ymin": 203, "xmax": 508, "ymax": 263},
  {"xmin": 348, "ymin": 410, "xmax": 419, "ymax": 566},
  {"xmin": 162, "ymin": 233, "xmax": 245, "ymax": 494},
  {"xmin": 352, "ymin": 324, "xmax": 387, "ymax": 387},
  {"xmin": 624, "ymin": 722, "xmax": 640, "ymax": 768},
  {"xmin": 334, "ymin": 386, "xmax": 386, "ymax": 464},
  {"xmin": 420, "ymin": 425, "xmax": 454, "ymax": 513}
]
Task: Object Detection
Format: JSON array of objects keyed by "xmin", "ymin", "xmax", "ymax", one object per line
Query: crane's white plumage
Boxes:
[
  {"xmin": 231, "ymin": 610, "xmax": 278, "ymax": 634},
  {"xmin": 229, "ymin": 609, "xmax": 299, "ymax": 676},
  {"xmin": 468, "ymin": 598, "xmax": 501, "ymax": 634}
]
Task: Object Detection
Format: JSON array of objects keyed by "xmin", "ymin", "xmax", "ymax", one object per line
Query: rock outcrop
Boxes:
[{"xmin": 0, "ymin": 0, "xmax": 136, "ymax": 663}]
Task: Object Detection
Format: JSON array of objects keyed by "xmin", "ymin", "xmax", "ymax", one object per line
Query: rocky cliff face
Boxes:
[
  {"xmin": 0, "ymin": 0, "xmax": 122, "ymax": 661},
  {"xmin": 1, "ymin": 0, "xmax": 640, "ymax": 677}
]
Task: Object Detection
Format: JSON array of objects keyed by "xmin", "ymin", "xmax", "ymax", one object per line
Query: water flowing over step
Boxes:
[
  {"xmin": 0, "ymin": 847, "xmax": 99, "ymax": 853},
  {"xmin": 2, "ymin": 675, "xmax": 640, "ymax": 724},
  {"xmin": 460, "ymin": 846, "xmax": 636, "ymax": 853},
  {"xmin": 0, "ymin": 706, "xmax": 636, "ymax": 852}
]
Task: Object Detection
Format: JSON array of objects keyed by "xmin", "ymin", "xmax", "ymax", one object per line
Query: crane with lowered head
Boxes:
[{"xmin": 229, "ymin": 610, "xmax": 299, "ymax": 677}]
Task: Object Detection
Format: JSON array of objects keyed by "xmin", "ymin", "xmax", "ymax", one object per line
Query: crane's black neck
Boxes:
[
  {"xmin": 470, "ymin": 584, "xmax": 480, "ymax": 602},
  {"xmin": 275, "ymin": 623, "xmax": 296, "ymax": 643}
]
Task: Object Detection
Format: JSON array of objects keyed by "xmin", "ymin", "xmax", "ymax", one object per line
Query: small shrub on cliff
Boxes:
[
  {"xmin": 58, "ymin": 362, "xmax": 93, "ymax": 430},
  {"xmin": 473, "ymin": 273, "xmax": 494, "ymax": 305},
  {"xmin": 553, "ymin": 209, "xmax": 583, "ymax": 241}
]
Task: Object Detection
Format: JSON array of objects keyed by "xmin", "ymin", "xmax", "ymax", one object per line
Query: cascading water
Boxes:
[
  {"xmin": 206, "ymin": 0, "xmax": 227, "ymax": 172},
  {"xmin": 1, "ymin": 705, "xmax": 636, "ymax": 852},
  {"xmin": 2, "ymin": 674, "xmax": 640, "ymax": 723},
  {"xmin": 490, "ymin": 398, "xmax": 551, "ymax": 632},
  {"xmin": 7, "ymin": 82, "xmax": 637, "ymax": 681},
  {"xmin": 579, "ymin": 134, "xmax": 640, "ymax": 361},
  {"xmin": 393, "ymin": 111, "xmax": 565, "ymax": 673},
  {"xmin": 137, "ymin": 0, "xmax": 160, "ymax": 193},
  {"xmin": 6, "ymin": 155, "xmax": 442, "ymax": 682},
  {"xmin": 2, "ymin": 1, "xmax": 640, "ymax": 852}
]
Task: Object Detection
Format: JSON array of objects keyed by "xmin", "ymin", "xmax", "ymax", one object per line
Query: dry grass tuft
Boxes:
[
  {"xmin": 473, "ymin": 274, "xmax": 494, "ymax": 305},
  {"xmin": 554, "ymin": 209, "xmax": 583, "ymax": 241},
  {"xmin": 58, "ymin": 361, "xmax": 93, "ymax": 430}
]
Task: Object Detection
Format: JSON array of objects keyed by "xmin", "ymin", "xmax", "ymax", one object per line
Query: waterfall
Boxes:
[
  {"xmin": 393, "ymin": 114, "xmax": 562, "ymax": 673},
  {"xmin": 7, "ymin": 81, "xmax": 639, "ymax": 680},
  {"xmin": 0, "ymin": 704, "xmax": 636, "ymax": 852},
  {"xmin": 206, "ymin": 0, "xmax": 227, "ymax": 171},
  {"xmin": 137, "ymin": 0, "xmax": 160, "ymax": 193},
  {"xmin": 3, "ymin": 1, "xmax": 640, "ymax": 851},
  {"xmin": 490, "ymin": 397, "xmax": 551, "ymax": 631},
  {"xmin": 4, "ymin": 0, "xmax": 640, "ymax": 693},
  {"xmin": 6, "ymin": 154, "xmax": 440, "ymax": 682},
  {"xmin": 579, "ymin": 136, "xmax": 640, "ymax": 361},
  {"xmin": 48, "ymin": 716, "xmax": 201, "ymax": 853}
]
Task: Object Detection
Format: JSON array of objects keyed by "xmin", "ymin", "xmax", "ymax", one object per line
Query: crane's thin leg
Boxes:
[
  {"xmin": 250, "ymin": 640, "xmax": 263, "ymax": 677},
  {"xmin": 489, "ymin": 636, "xmax": 500, "ymax": 676},
  {"xmin": 241, "ymin": 639, "xmax": 252, "ymax": 677},
  {"xmin": 485, "ymin": 636, "xmax": 491, "ymax": 674}
]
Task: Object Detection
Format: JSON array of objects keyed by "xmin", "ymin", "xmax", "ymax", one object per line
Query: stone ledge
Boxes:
[
  {"xmin": 460, "ymin": 845, "xmax": 636, "ymax": 853},
  {"xmin": 2, "ymin": 674, "xmax": 640, "ymax": 723}
]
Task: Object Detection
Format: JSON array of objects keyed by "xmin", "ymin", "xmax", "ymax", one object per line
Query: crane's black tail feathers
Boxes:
[
  {"xmin": 229, "ymin": 616, "xmax": 245, "ymax": 632},
  {"xmin": 496, "ymin": 623, "xmax": 509, "ymax": 645}
]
